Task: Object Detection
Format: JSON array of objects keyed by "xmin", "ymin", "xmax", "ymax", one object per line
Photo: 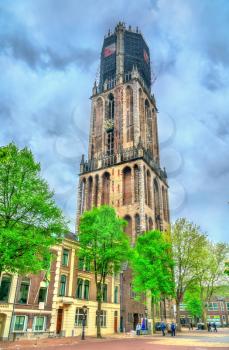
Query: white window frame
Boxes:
[
  {"xmin": 62, "ymin": 248, "xmax": 69, "ymax": 267},
  {"xmin": 208, "ymin": 302, "xmax": 218, "ymax": 311},
  {"xmin": 33, "ymin": 316, "xmax": 46, "ymax": 332},
  {"xmin": 75, "ymin": 307, "xmax": 88, "ymax": 327},
  {"xmin": 59, "ymin": 275, "xmax": 67, "ymax": 296},
  {"xmin": 13, "ymin": 315, "xmax": 28, "ymax": 332},
  {"xmin": 18, "ymin": 279, "xmax": 30, "ymax": 305},
  {"xmin": 96, "ymin": 310, "xmax": 107, "ymax": 327},
  {"xmin": 38, "ymin": 286, "xmax": 48, "ymax": 304}
]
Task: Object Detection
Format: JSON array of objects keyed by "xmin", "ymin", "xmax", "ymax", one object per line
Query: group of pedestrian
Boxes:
[
  {"xmin": 160, "ymin": 321, "xmax": 176, "ymax": 336},
  {"xmin": 207, "ymin": 322, "xmax": 217, "ymax": 332}
]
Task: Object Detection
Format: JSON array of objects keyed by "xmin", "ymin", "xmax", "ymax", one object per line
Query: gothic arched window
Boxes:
[
  {"xmin": 147, "ymin": 170, "xmax": 152, "ymax": 208},
  {"xmin": 139, "ymin": 89, "xmax": 145, "ymax": 145},
  {"xmin": 162, "ymin": 187, "xmax": 169, "ymax": 222},
  {"xmin": 101, "ymin": 172, "xmax": 110, "ymax": 205},
  {"xmin": 126, "ymin": 86, "xmax": 134, "ymax": 142},
  {"xmin": 81, "ymin": 178, "xmax": 86, "ymax": 214},
  {"xmin": 135, "ymin": 214, "xmax": 140, "ymax": 237},
  {"xmin": 124, "ymin": 215, "xmax": 132, "ymax": 238},
  {"xmin": 123, "ymin": 166, "xmax": 132, "ymax": 205},
  {"xmin": 134, "ymin": 165, "xmax": 140, "ymax": 202},
  {"xmin": 154, "ymin": 178, "xmax": 161, "ymax": 230},
  {"xmin": 149, "ymin": 217, "xmax": 153, "ymax": 230},
  {"xmin": 94, "ymin": 175, "xmax": 99, "ymax": 207},
  {"xmin": 87, "ymin": 176, "xmax": 93, "ymax": 210},
  {"xmin": 93, "ymin": 98, "xmax": 103, "ymax": 154},
  {"xmin": 108, "ymin": 93, "xmax": 114, "ymax": 120}
]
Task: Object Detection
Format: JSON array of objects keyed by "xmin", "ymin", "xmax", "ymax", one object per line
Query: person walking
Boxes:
[
  {"xmin": 171, "ymin": 322, "xmax": 176, "ymax": 337},
  {"xmin": 161, "ymin": 322, "xmax": 166, "ymax": 336},
  {"xmin": 207, "ymin": 322, "xmax": 212, "ymax": 332},
  {"xmin": 136, "ymin": 323, "xmax": 141, "ymax": 336},
  {"xmin": 213, "ymin": 322, "xmax": 217, "ymax": 332}
]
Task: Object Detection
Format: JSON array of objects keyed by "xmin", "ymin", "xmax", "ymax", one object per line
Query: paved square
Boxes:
[{"xmin": 0, "ymin": 329, "xmax": 229, "ymax": 350}]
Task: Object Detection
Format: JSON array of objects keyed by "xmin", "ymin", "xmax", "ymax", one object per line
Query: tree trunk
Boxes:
[
  {"xmin": 152, "ymin": 299, "xmax": 156, "ymax": 334},
  {"xmin": 202, "ymin": 305, "xmax": 207, "ymax": 330},
  {"xmin": 176, "ymin": 300, "xmax": 181, "ymax": 331},
  {"xmin": 96, "ymin": 284, "xmax": 102, "ymax": 338}
]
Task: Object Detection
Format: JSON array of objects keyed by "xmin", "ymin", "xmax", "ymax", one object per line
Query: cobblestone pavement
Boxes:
[{"xmin": 0, "ymin": 328, "xmax": 228, "ymax": 350}]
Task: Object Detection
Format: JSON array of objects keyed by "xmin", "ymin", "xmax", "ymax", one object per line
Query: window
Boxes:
[
  {"xmin": 33, "ymin": 316, "xmax": 46, "ymax": 332},
  {"xmin": 102, "ymin": 284, "xmax": 107, "ymax": 302},
  {"xmin": 179, "ymin": 303, "xmax": 186, "ymax": 311},
  {"xmin": 220, "ymin": 302, "xmax": 225, "ymax": 311},
  {"xmin": 76, "ymin": 278, "xmax": 83, "ymax": 299},
  {"xmin": 62, "ymin": 249, "xmax": 69, "ymax": 266},
  {"xmin": 85, "ymin": 258, "xmax": 91, "ymax": 272},
  {"xmin": 84, "ymin": 280, "xmax": 90, "ymax": 300},
  {"xmin": 0, "ymin": 275, "xmax": 11, "ymax": 302},
  {"xmin": 14, "ymin": 316, "xmax": 26, "ymax": 331},
  {"xmin": 108, "ymin": 94, "xmax": 114, "ymax": 120},
  {"xmin": 38, "ymin": 287, "xmax": 47, "ymax": 303},
  {"xmin": 96, "ymin": 310, "xmax": 107, "ymax": 327},
  {"xmin": 107, "ymin": 130, "xmax": 114, "ymax": 156},
  {"xmin": 130, "ymin": 284, "xmax": 136, "ymax": 299},
  {"xmin": 59, "ymin": 275, "xmax": 67, "ymax": 296},
  {"xmin": 208, "ymin": 302, "xmax": 218, "ymax": 311},
  {"xmin": 78, "ymin": 257, "xmax": 84, "ymax": 270},
  {"xmin": 18, "ymin": 279, "xmax": 30, "ymax": 304},
  {"xmin": 114, "ymin": 286, "xmax": 118, "ymax": 304},
  {"xmin": 75, "ymin": 307, "xmax": 88, "ymax": 326}
]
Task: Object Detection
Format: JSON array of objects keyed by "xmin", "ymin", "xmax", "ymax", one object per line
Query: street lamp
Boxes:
[
  {"xmin": 144, "ymin": 307, "xmax": 148, "ymax": 332},
  {"xmin": 81, "ymin": 305, "xmax": 87, "ymax": 340}
]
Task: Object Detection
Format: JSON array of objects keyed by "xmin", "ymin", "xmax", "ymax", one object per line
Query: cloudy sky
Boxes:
[{"xmin": 1, "ymin": 0, "xmax": 229, "ymax": 242}]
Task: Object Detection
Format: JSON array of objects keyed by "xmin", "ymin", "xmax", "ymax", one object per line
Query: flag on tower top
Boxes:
[{"xmin": 104, "ymin": 43, "xmax": 116, "ymax": 57}]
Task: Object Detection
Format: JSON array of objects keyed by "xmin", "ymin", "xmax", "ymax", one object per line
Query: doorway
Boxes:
[
  {"xmin": 56, "ymin": 309, "xmax": 63, "ymax": 334},
  {"xmin": 0, "ymin": 314, "xmax": 6, "ymax": 339},
  {"xmin": 114, "ymin": 311, "xmax": 118, "ymax": 333},
  {"xmin": 133, "ymin": 313, "xmax": 139, "ymax": 330}
]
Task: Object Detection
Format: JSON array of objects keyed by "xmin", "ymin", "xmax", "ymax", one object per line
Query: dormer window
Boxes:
[{"xmin": 108, "ymin": 93, "xmax": 114, "ymax": 120}]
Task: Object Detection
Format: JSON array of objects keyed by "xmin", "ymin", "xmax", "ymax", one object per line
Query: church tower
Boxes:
[{"xmin": 76, "ymin": 23, "xmax": 170, "ymax": 332}]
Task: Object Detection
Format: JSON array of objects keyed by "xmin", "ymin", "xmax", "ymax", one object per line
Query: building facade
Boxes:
[
  {"xmin": 76, "ymin": 22, "xmax": 170, "ymax": 332},
  {"xmin": 0, "ymin": 235, "xmax": 120, "ymax": 340},
  {"xmin": 180, "ymin": 299, "xmax": 229, "ymax": 326}
]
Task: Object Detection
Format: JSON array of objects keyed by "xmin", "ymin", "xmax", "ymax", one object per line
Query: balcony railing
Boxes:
[{"xmin": 80, "ymin": 145, "xmax": 167, "ymax": 182}]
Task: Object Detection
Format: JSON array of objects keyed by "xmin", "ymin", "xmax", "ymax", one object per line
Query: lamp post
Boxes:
[
  {"xmin": 81, "ymin": 305, "xmax": 87, "ymax": 340},
  {"xmin": 145, "ymin": 307, "xmax": 148, "ymax": 333}
]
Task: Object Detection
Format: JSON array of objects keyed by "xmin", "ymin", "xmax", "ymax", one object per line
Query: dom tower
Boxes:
[{"xmin": 76, "ymin": 23, "xmax": 170, "ymax": 332}]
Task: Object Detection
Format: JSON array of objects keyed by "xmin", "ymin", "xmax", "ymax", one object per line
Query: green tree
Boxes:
[
  {"xmin": 196, "ymin": 242, "xmax": 229, "ymax": 327},
  {"xmin": 79, "ymin": 205, "xmax": 130, "ymax": 338},
  {"xmin": 131, "ymin": 230, "xmax": 174, "ymax": 333},
  {"xmin": 184, "ymin": 286, "xmax": 202, "ymax": 324},
  {"xmin": 171, "ymin": 218, "xmax": 207, "ymax": 330},
  {"xmin": 0, "ymin": 143, "xmax": 68, "ymax": 277}
]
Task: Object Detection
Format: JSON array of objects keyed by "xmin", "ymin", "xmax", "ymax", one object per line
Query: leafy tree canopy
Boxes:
[
  {"xmin": 184, "ymin": 286, "xmax": 202, "ymax": 319},
  {"xmin": 79, "ymin": 205, "xmax": 130, "ymax": 338},
  {"xmin": 131, "ymin": 230, "xmax": 174, "ymax": 300},
  {"xmin": 0, "ymin": 143, "xmax": 68, "ymax": 275}
]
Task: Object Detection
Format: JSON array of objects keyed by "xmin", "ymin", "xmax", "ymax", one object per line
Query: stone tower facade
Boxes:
[{"xmin": 76, "ymin": 23, "xmax": 170, "ymax": 332}]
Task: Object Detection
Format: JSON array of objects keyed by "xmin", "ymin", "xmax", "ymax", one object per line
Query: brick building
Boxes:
[
  {"xmin": 0, "ymin": 234, "xmax": 120, "ymax": 340},
  {"xmin": 76, "ymin": 22, "xmax": 171, "ymax": 332},
  {"xmin": 180, "ymin": 298, "xmax": 229, "ymax": 326}
]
